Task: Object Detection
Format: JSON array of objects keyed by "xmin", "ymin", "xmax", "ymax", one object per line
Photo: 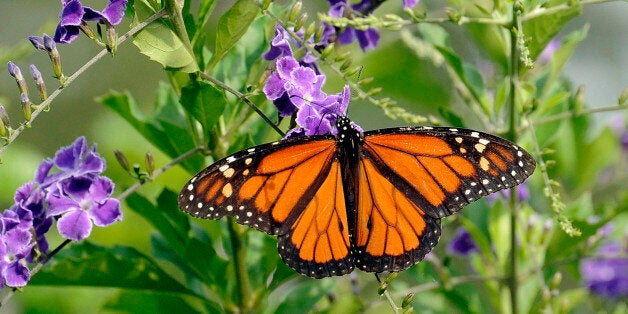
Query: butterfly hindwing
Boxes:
[
  {"xmin": 278, "ymin": 159, "xmax": 353, "ymax": 278},
  {"xmin": 354, "ymin": 156, "xmax": 442, "ymax": 273}
]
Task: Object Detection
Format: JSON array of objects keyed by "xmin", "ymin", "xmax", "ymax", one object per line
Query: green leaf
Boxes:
[
  {"xmin": 540, "ymin": 25, "xmax": 589, "ymax": 100},
  {"xmin": 180, "ymin": 82, "xmax": 227, "ymax": 133},
  {"xmin": 30, "ymin": 242, "xmax": 192, "ymax": 295},
  {"xmin": 263, "ymin": 278, "xmax": 335, "ymax": 314},
  {"xmin": 102, "ymin": 290, "xmax": 210, "ymax": 313},
  {"xmin": 210, "ymin": 0, "xmax": 260, "ymax": 70},
  {"xmin": 523, "ymin": 1, "xmax": 582, "ymax": 61},
  {"xmin": 488, "ymin": 201, "xmax": 510, "ymax": 268},
  {"xmin": 418, "ymin": 24, "xmax": 489, "ymax": 115},
  {"xmin": 213, "ymin": 16, "xmax": 268, "ymax": 93},
  {"xmin": 132, "ymin": 0, "xmax": 198, "ymax": 72},
  {"xmin": 99, "ymin": 85, "xmax": 204, "ymax": 173},
  {"xmin": 125, "ymin": 190, "xmax": 190, "ymax": 250}
]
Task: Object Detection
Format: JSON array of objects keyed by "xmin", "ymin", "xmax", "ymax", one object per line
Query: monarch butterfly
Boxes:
[{"xmin": 178, "ymin": 117, "xmax": 535, "ymax": 278}]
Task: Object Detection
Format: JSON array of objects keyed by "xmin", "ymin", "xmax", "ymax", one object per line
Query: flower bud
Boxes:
[
  {"xmin": 303, "ymin": 22, "xmax": 317, "ymax": 43},
  {"xmin": 574, "ymin": 85, "xmax": 585, "ymax": 115},
  {"xmin": 401, "ymin": 292, "xmax": 415, "ymax": 309},
  {"xmin": 145, "ymin": 152, "xmax": 155, "ymax": 177},
  {"xmin": 550, "ymin": 272, "xmax": 562, "ymax": 291},
  {"xmin": 79, "ymin": 21, "xmax": 98, "ymax": 41},
  {"xmin": 377, "ymin": 282, "xmax": 388, "ymax": 295},
  {"xmin": 30, "ymin": 65, "xmax": 47, "ymax": 101},
  {"xmin": 294, "ymin": 13, "xmax": 308, "ymax": 32},
  {"xmin": 344, "ymin": 65, "xmax": 362, "ymax": 77},
  {"xmin": 106, "ymin": 23, "xmax": 118, "ymax": 55},
  {"xmin": 8, "ymin": 61, "xmax": 28, "ymax": 95},
  {"xmin": 339, "ymin": 58, "xmax": 352, "ymax": 71},
  {"xmin": 28, "ymin": 36, "xmax": 46, "ymax": 50},
  {"xmin": 320, "ymin": 43, "xmax": 335, "ymax": 60},
  {"xmin": 619, "ymin": 88, "xmax": 628, "ymax": 105},
  {"xmin": 20, "ymin": 93, "xmax": 32, "ymax": 121},
  {"xmin": 289, "ymin": 2, "xmax": 303, "ymax": 22},
  {"xmin": 314, "ymin": 23, "xmax": 326, "ymax": 43},
  {"xmin": 384, "ymin": 272, "xmax": 398, "ymax": 284},
  {"xmin": 0, "ymin": 105, "xmax": 9, "ymax": 137},
  {"xmin": 114, "ymin": 150, "xmax": 131, "ymax": 172},
  {"xmin": 44, "ymin": 35, "xmax": 64, "ymax": 81}
]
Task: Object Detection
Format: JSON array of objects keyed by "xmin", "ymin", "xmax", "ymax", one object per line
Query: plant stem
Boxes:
[
  {"xmin": 508, "ymin": 3, "xmax": 521, "ymax": 314},
  {"xmin": 228, "ymin": 218, "xmax": 251, "ymax": 312}
]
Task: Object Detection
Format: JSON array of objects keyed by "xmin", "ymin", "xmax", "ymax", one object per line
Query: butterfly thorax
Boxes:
[{"xmin": 335, "ymin": 116, "xmax": 362, "ymax": 245}]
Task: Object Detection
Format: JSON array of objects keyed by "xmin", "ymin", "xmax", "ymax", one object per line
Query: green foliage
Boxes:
[{"xmin": 3, "ymin": 0, "xmax": 627, "ymax": 313}]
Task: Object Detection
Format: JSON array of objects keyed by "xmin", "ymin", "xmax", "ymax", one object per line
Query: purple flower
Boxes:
[
  {"xmin": 326, "ymin": 0, "xmax": 380, "ymax": 51},
  {"xmin": 39, "ymin": 136, "xmax": 106, "ymax": 188},
  {"xmin": 83, "ymin": 0, "xmax": 128, "ymax": 26},
  {"xmin": 54, "ymin": 0, "xmax": 128, "ymax": 44},
  {"xmin": 47, "ymin": 176, "xmax": 122, "ymax": 242},
  {"xmin": 539, "ymin": 37, "xmax": 561, "ymax": 64},
  {"xmin": 580, "ymin": 243, "xmax": 628, "ymax": 298},
  {"xmin": 404, "ymin": 0, "xmax": 420, "ymax": 9},
  {"xmin": 0, "ymin": 207, "xmax": 34, "ymax": 288},
  {"xmin": 264, "ymin": 25, "xmax": 294, "ymax": 61},
  {"xmin": 54, "ymin": 0, "xmax": 85, "ymax": 43},
  {"xmin": 14, "ymin": 182, "xmax": 53, "ymax": 262},
  {"xmin": 447, "ymin": 227, "xmax": 479, "ymax": 257}
]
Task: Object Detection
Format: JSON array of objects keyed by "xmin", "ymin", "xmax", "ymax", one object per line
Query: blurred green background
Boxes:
[{"xmin": 0, "ymin": 0, "xmax": 626, "ymax": 312}]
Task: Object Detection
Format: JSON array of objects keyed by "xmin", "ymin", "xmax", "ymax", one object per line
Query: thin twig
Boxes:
[
  {"xmin": 0, "ymin": 9, "xmax": 167, "ymax": 156},
  {"xmin": 525, "ymin": 104, "xmax": 627, "ymax": 128},
  {"xmin": 198, "ymin": 72, "xmax": 285, "ymax": 137}
]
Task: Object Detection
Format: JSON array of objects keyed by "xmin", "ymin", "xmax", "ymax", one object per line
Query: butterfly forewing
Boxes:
[
  {"xmin": 362, "ymin": 127, "xmax": 536, "ymax": 218},
  {"xmin": 178, "ymin": 135, "xmax": 338, "ymax": 236}
]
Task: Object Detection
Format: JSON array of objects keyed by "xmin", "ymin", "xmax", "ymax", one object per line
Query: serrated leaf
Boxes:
[
  {"xmin": 180, "ymin": 82, "xmax": 227, "ymax": 132},
  {"xmin": 210, "ymin": 0, "xmax": 259, "ymax": 69},
  {"xmin": 29, "ymin": 242, "xmax": 193, "ymax": 295},
  {"xmin": 132, "ymin": 0, "xmax": 198, "ymax": 72}
]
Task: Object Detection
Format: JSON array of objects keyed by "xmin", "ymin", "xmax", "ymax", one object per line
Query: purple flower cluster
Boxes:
[
  {"xmin": 324, "ymin": 0, "xmax": 419, "ymax": 51},
  {"xmin": 580, "ymin": 242, "xmax": 628, "ymax": 298},
  {"xmin": 263, "ymin": 25, "xmax": 356, "ymax": 137},
  {"xmin": 1, "ymin": 137, "xmax": 122, "ymax": 288},
  {"xmin": 54, "ymin": 0, "xmax": 128, "ymax": 44},
  {"xmin": 262, "ymin": 1, "xmax": 420, "ymax": 136}
]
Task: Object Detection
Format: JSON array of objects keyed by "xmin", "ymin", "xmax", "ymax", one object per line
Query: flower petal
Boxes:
[
  {"xmin": 54, "ymin": 136, "xmax": 87, "ymax": 171},
  {"xmin": 47, "ymin": 192, "xmax": 80, "ymax": 217},
  {"xmin": 4, "ymin": 262, "xmax": 30, "ymax": 287},
  {"xmin": 57, "ymin": 209, "xmax": 92, "ymax": 241},
  {"xmin": 103, "ymin": 0, "xmax": 128, "ymax": 25},
  {"xmin": 89, "ymin": 198, "xmax": 122, "ymax": 226}
]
